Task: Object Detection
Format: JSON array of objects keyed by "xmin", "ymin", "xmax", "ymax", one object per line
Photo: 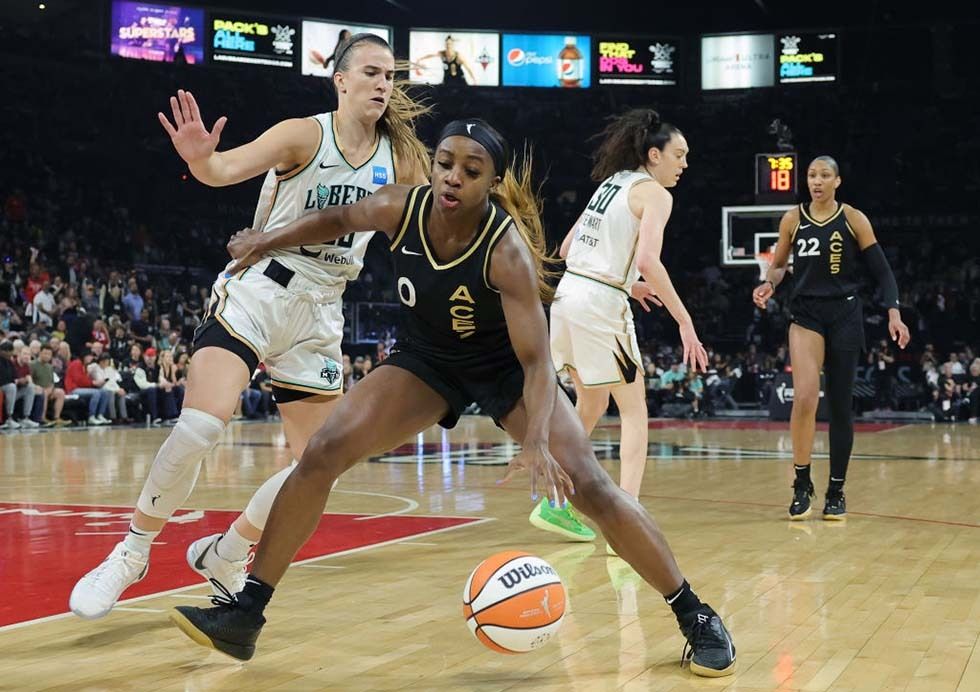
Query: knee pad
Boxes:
[{"xmin": 137, "ymin": 408, "xmax": 226, "ymax": 518}]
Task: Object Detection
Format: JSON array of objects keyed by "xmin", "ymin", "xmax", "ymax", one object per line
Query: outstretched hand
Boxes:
[
  {"xmin": 679, "ymin": 323, "xmax": 709, "ymax": 373},
  {"xmin": 157, "ymin": 89, "xmax": 227, "ymax": 166},
  {"xmin": 497, "ymin": 442, "xmax": 574, "ymax": 508}
]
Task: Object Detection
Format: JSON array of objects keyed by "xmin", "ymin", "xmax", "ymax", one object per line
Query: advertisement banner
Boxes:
[
  {"xmin": 110, "ymin": 1, "xmax": 204, "ymax": 64},
  {"xmin": 778, "ymin": 32, "xmax": 838, "ymax": 83},
  {"xmin": 301, "ymin": 21, "xmax": 391, "ymax": 78},
  {"xmin": 502, "ymin": 34, "xmax": 591, "ymax": 88},
  {"xmin": 594, "ymin": 37, "xmax": 678, "ymax": 85},
  {"xmin": 209, "ymin": 14, "xmax": 298, "ymax": 68},
  {"xmin": 701, "ymin": 34, "xmax": 774, "ymax": 90},
  {"xmin": 408, "ymin": 30, "xmax": 500, "ymax": 86}
]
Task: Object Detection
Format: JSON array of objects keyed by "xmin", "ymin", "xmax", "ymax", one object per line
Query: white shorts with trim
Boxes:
[
  {"xmin": 205, "ymin": 258, "xmax": 345, "ymax": 396},
  {"xmin": 550, "ymin": 272, "xmax": 641, "ymax": 388}
]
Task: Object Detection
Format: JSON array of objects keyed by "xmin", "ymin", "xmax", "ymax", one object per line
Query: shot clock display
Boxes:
[{"xmin": 755, "ymin": 153, "xmax": 797, "ymax": 203}]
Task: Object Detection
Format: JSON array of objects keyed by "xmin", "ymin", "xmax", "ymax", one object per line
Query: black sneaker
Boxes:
[
  {"xmin": 788, "ymin": 479, "xmax": 814, "ymax": 520},
  {"xmin": 170, "ymin": 586, "xmax": 265, "ymax": 661},
  {"xmin": 823, "ymin": 491, "xmax": 846, "ymax": 520},
  {"xmin": 678, "ymin": 605, "xmax": 736, "ymax": 677}
]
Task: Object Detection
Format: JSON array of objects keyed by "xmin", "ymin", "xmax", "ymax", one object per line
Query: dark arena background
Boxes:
[{"xmin": 0, "ymin": 1, "xmax": 978, "ymax": 690}]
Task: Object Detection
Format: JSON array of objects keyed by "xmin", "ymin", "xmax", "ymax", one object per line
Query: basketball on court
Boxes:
[{"xmin": 462, "ymin": 550, "xmax": 566, "ymax": 654}]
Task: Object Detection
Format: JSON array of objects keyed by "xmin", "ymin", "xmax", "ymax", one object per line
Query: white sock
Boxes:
[
  {"xmin": 123, "ymin": 523, "xmax": 159, "ymax": 556},
  {"xmin": 215, "ymin": 525, "xmax": 254, "ymax": 562}
]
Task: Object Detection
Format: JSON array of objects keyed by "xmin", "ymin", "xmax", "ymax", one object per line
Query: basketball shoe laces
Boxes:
[
  {"xmin": 680, "ymin": 611, "xmax": 730, "ymax": 667},
  {"xmin": 208, "ymin": 578, "xmax": 239, "ymax": 608},
  {"xmin": 207, "ymin": 553, "xmax": 254, "ymax": 607}
]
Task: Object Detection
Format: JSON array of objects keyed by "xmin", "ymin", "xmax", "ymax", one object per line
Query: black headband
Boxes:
[
  {"xmin": 437, "ymin": 120, "xmax": 508, "ymax": 177},
  {"xmin": 334, "ymin": 33, "xmax": 387, "ymax": 71}
]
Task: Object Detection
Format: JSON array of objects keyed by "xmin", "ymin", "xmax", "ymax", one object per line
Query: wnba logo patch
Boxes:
[
  {"xmin": 372, "ymin": 166, "xmax": 388, "ymax": 185},
  {"xmin": 320, "ymin": 358, "xmax": 341, "ymax": 385}
]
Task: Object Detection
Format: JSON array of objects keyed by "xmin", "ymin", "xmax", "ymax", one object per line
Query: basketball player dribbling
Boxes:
[
  {"xmin": 541, "ymin": 108, "xmax": 708, "ymax": 549},
  {"xmin": 170, "ymin": 119, "xmax": 736, "ymax": 677},
  {"xmin": 69, "ymin": 34, "xmax": 431, "ymax": 619},
  {"xmin": 753, "ymin": 156, "xmax": 909, "ymax": 519}
]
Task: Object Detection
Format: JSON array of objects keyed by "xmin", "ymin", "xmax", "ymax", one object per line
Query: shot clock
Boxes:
[{"xmin": 755, "ymin": 153, "xmax": 797, "ymax": 203}]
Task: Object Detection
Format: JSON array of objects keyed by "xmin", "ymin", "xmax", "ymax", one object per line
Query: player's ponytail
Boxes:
[
  {"xmin": 590, "ymin": 108, "xmax": 682, "ymax": 182},
  {"xmin": 492, "ymin": 148, "xmax": 559, "ymax": 304},
  {"xmin": 334, "ymin": 33, "xmax": 432, "ymax": 182}
]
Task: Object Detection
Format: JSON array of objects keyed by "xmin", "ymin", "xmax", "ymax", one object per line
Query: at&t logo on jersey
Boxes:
[{"xmin": 372, "ymin": 165, "xmax": 388, "ymax": 185}]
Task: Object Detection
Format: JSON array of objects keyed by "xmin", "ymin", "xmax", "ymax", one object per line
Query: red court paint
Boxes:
[{"xmin": 0, "ymin": 502, "xmax": 482, "ymax": 628}]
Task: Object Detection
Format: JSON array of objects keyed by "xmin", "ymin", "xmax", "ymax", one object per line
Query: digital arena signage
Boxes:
[
  {"xmin": 777, "ymin": 32, "xmax": 838, "ymax": 83},
  {"xmin": 594, "ymin": 37, "xmax": 678, "ymax": 86},
  {"xmin": 209, "ymin": 14, "xmax": 298, "ymax": 68}
]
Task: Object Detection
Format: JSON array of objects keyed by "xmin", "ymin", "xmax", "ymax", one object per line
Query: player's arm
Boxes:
[
  {"xmin": 492, "ymin": 230, "xmax": 574, "ymax": 505},
  {"xmin": 630, "ymin": 182, "xmax": 707, "ymax": 370},
  {"xmin": 225, "ymin": 185, "xmax": 412, "ymax": 273},
  {"xmin": 158, "ymin": 90, "xmax": 319, "ymax": 187},
  {"xmin": 752, "ymin": 207, "xmax": 797, "ymax": 309},
  {"xmin": 845, "ymin": 204, "xmax": 909, "ymax": 348}
]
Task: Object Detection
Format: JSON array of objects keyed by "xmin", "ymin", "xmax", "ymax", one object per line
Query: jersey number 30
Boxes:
[{"xmin": 796, "ymin": 237, "xmax": 820, "ymax": 257}]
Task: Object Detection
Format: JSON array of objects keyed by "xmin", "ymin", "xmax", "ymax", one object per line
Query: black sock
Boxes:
[
  {"xmin": 828, "ymin": 477, "xmax": 845, "ymax": 497},
  {"xmin": 240, "ymin": 575, "xmax": 275, "ymax": 614},
  {"xmin": 794, "ymin": 464, "xmax": 811, "ymax": 485},
  {"xmin": 665, "ymin": 579, "xmax": 702, "ymax": 620}
]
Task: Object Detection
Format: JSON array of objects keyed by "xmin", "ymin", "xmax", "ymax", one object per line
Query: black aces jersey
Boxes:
[
  {"xmin": 790, "ymin": 202, "xmax": 862, "ymax": 300},
  {"xmin": 389, "ymin": 186, "xmax": 517, "ymax": 370}
]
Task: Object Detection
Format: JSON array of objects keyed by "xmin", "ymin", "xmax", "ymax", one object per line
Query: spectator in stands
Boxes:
[
  {"xmin": 122, "ymin": 278, "xmax": 143, "ymax": 322},
  {"xmin": 52, "ymin": 341, "xmax": 71, "ymax": 380},
  {"xmin": 109, "ymin": 325, "xmax": 130, "ymax": 363},
  {"xmin": 32, "ymin": 280, "xmax": 57, "ymax": 327},
  {"xmin": 97, "ymin": 352, "xmax": 130, "ymax": 423},
  {"xmin": 686, "ymin": 369, "xmax": 704, "ymax": 417},
  {"xmin": 1, "ymin": 341, "xmax": 21, "ymax": 428},
  {"xmin": 342, "ymin": 354, "xmax": 354, "ymax": 392},
  {"xmin": 51, "ymin": 319, "xmax": 67, "ymax": 341},
  {"xmin": 12, "ymin": 346, "xmax": 41, "ymax": 427},
  {"xmin": 157, "ymin": 348, "xmax": 184, "ymax": 421},
  {"xmin": 81, "ymin": 281, "xmax": 100, "ymax": 313},
  {"xmin": 0, "ymin": 300, "xmax": 23, "ymax": 333},
  {"xmin": 32, "ymin": 344, "xmax": 67, "ymax": 426},
  {"xmin": 134, "ymin": 346, "xmax": 161, "ymax": 424},
  {"xmin": 130, "ymin": 308, "xmax": 154, "ymax": 349},
  {"xmin": 64, "ymin": 347, "xmax": 112, "ymax": 425}
]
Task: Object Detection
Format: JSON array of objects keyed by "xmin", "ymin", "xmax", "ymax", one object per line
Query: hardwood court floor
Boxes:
[{"xmin": 0, "ymin": 417, "xmax": 977, "ymax": 691}]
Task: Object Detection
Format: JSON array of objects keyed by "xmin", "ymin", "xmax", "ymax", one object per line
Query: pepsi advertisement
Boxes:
[
  {"xmin": 502, "ymin": 34, "xmax": 591, "ymax": 88},
  {"xmin": 209, "ymin": 14, "xmax": 298, "ymax": 68},
  {"xmin": 778, "ymin": 32, "xmax": 838, "ymax": 83},
  {"xmin": 595, "ymin": 36, "xmax": 678, "ymax": 86},
  {"xmin": 110, "ymin": 1, "xmax": 204, "ymax": 64}
]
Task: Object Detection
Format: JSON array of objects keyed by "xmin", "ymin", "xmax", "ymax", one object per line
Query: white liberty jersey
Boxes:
[
  {"xmin": 252, "ymin": 111, "xmax": 395, "ymax": 288},
  {"xmin": 564, "ymin": 169, "xmax": 653, "ymax": 292}
]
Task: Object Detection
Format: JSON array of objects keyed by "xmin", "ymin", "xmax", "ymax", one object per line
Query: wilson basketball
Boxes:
[{"xmin": 462, "ymin": 550, "xmax": 566, "ymax": 654}]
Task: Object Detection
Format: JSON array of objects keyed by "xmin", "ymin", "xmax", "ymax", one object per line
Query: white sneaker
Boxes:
[
  {"xmin": 95, "ymin": 415, "xmax": 111, "ymax": 425},
  {"xmin": 186, "ymin": 533, "xmax": 250, "ymax": 596},
  {"xmin": 87, "ymin": 416, "xmax": 101, "ymax": 426},
  {"xmin": 20, "ymin": 419, "xmax": 40, "ymax": 428},
  {"xmin": 69, "ymin": 542, "xmax": 149, "ymax": 619},
  {"xmin": 1, "ymin": 419, "xmax": 21, "ymax": 430}
]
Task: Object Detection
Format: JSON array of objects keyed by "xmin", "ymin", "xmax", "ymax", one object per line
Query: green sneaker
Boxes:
[{"xmin": 528, "ymin": 498, "xmax": 596, "ymax": 542}]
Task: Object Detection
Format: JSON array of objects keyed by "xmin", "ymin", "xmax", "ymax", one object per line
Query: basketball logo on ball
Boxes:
[{"xmin": 462, "ymin": 550, "xmax": 566, "ymax": 653}]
